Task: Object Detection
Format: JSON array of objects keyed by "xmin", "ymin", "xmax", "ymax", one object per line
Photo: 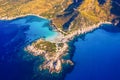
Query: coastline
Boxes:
[
  {"xmin": 53, "ymin": 21, "xmax": 112, "ymax": 43},
  {"xmin": 0, "ymin": 14, "xmax": 48, "ymax": 21},
  {"xmin": 0, "ymin": 14, "xmax": 112, "ymax": 73},
  {"xmin": 23, "ymin": 14, "xmax": 112, "ymax": 73}
]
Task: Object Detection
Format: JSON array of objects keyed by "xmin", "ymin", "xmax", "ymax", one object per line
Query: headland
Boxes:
[{"xmin": 0, "ymin": 0, "xmax": 117, "ymax": 74}]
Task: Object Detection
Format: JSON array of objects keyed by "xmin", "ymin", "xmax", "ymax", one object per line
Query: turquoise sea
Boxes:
[{"xmin": 0, "ymin": 15, "xmax": 120, "ymax": 80}]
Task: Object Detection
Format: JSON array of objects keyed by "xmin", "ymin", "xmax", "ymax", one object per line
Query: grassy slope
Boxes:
[
  {"xmin": 68, "ymin": 0, "xmax": 111, "ymax": 32},
  {"xmin": 0, "ymin": 0, "xmax": 72, "ymax": 18},
  {"xmin": 0, "ymin": 0, "xmax": 112, "ymax": 33},
  {"xmin": 79, "ymin": 0, "xmax": 111, "ymax": 23}
]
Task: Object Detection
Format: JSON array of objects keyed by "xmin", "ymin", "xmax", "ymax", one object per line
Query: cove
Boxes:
[{"xmin": 65, "ymin": 24, "xmax": 120, "ymax": 80}]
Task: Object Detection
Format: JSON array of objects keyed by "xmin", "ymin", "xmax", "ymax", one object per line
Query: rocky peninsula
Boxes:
[{"xmin": 25, "ymin": 21, "xmax": 111, "ymax": 73}]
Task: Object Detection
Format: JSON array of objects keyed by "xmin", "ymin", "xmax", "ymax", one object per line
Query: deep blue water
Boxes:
[
  {"xmin": 1, "ymin": 15, "xmax": 120, "ymax": 80},
  {"xmin": 65, "ymin": 24, "xmax": 120, "ymax": 80}
]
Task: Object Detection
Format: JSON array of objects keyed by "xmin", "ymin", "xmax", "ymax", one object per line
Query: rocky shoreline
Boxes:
[
  {"xmin": 25, "ymin": 17, "xmax": 112, "ymax": 73},
  {"xmin": 0, "ymin": 10, "xmax": 112, "ymax": 73},
  {"xmin": 0, "ymin": 4, "xmax": 113, "ymax": 73},
  {"xmin": 0, "ymin": 11, "xmax": 113, "ymax": 74},
  {"xmin": 53, "ymin": 21, "xmax": 112, "ymax": 43},
  {"xmin": 25, "ymin": 39, "xmax": 73, "ymax": 73}
]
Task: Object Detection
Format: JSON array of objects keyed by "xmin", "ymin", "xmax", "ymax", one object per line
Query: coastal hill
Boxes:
[
  {"xmin": 0, "ymin": 0, "xmax": 119, "ymax": 29},
  {"xmin": 1, "ymin": 0, "xmax": 119, "ymax": 32}
]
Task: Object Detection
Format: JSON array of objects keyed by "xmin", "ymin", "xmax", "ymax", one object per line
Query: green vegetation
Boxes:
[
  {"xmin": 58, "ymin": 43, "xmax": 64, "ymax": 48},
  {"xmin": 31, "ymin": 39, "xmax": 65, "ymax": 57},
  {"xmin": 32, "ymin": 39, "xmax": 57, "ymax": 57},
  {"xmin": 33, "ymin": 39, "xmax": 56, "ymax": 54}
]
